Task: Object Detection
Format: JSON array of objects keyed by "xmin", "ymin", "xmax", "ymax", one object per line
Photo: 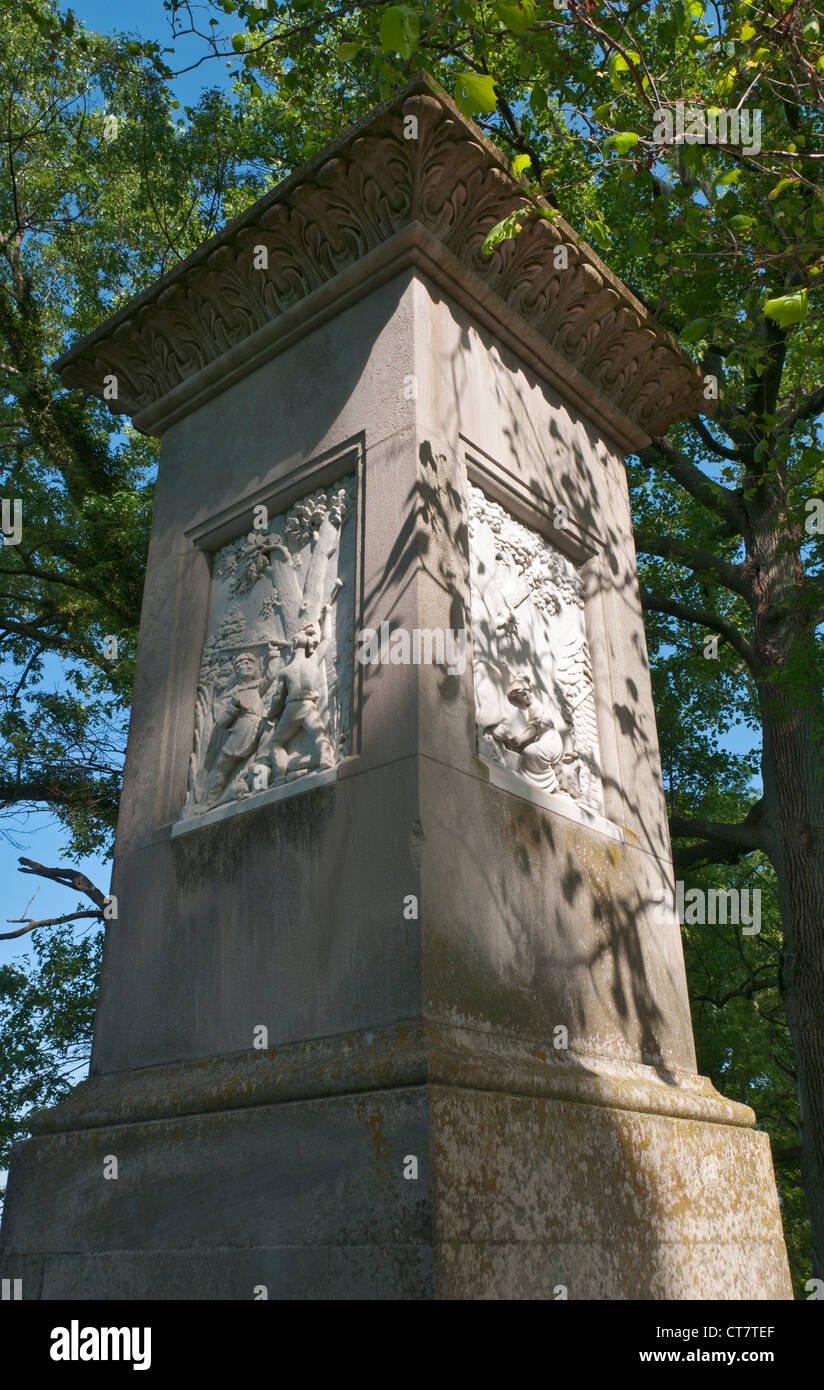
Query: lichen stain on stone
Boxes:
[{"xmin": 356, "ymin": 1098, "xmax": 394, "ymax": 1190}]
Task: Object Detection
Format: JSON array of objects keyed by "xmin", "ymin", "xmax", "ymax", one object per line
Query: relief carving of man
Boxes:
[
  {"xmin": 252, "ymin": 580, "xmax": 343, "ymax": 788},
  {"xmin": 204, "ymin": 650, "xmax": 270, "ymax": 804}
]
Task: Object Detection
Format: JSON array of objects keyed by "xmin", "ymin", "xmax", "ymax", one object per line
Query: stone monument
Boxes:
[{"xmin": 0, "ymin": 73, "xmax": 791, "ymax": 1299}]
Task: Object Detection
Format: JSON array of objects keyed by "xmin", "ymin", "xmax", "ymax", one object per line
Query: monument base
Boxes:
[{"xmin": 0, "ymin": 1025, "xmax": 792, "ymax": 1300}]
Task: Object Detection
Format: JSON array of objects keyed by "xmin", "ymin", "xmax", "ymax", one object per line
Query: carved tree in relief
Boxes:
[{"xmin": 180, "ymin": 479, "xmax": 355, "ymax": 820}]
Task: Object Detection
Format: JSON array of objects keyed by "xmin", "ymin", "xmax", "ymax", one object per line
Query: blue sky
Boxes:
[{"xmin": 66, "ymin": 0, "xmax": 244, "ymax": 104}]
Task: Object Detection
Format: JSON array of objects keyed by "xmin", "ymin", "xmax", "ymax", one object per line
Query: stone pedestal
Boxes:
[{"xmin": 0, "ymin": 74, "xmax": 791, "ymax": 1300}]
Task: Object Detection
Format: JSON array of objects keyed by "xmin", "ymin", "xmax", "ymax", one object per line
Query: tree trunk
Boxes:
[{"xmin": 751, "ymin": 514, "xmax": 824, "ymax": 1271}]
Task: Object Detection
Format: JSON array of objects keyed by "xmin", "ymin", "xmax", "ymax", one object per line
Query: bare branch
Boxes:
[
  {"xmin": 0, "ymin": 909, "xmax": 102, "ymax": 941},
  {"xmin": 17, "ymin": 855, "xmax": 108, "ymax": 910}
]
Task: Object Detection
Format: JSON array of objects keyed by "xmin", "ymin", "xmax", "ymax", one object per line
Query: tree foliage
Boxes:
[{"xmin": 0, "ymin": 922, "xmax": 102, "ymax": 1208}]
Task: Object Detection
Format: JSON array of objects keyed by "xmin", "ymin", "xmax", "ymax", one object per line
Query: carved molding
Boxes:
[{"xmin": 55, "ymin": 73, "xmax": 704, "ymax": 440}]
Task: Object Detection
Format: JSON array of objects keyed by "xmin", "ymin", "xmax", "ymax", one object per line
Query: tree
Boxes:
[
  {"xmin": 678, "ymin": 849, "xmax": 812, "ymax": 1294},
  {"xmin": 0, "ymin": 922, "xmax": 101, "ymax": 1211}
]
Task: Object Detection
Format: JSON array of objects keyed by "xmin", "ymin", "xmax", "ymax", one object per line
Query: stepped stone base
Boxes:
[{"xmin": 0, "ymin": 1028, "xmax": 792, "ymax": 1300}]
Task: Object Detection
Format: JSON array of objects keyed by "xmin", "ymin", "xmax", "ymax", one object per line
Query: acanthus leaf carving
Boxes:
[{"xmin": 55, "ymin": 75, "xmax": 705, "ymax": 443}]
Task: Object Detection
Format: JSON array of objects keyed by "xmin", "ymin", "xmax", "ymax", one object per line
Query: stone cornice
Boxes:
[{"xmin": 54, "ymin": 72, "xmax": 705, "ymax": 445}]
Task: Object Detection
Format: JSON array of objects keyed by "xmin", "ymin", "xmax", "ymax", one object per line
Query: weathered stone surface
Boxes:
[
  {"xmin": 0, "ymin": 1081, "xmax": 788, "ymax": 1300},
  {"xmin": 25, "ymin": 1023, "xmax": 755, "ymax": 1138}
]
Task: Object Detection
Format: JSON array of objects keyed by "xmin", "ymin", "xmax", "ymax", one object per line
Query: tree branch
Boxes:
[
  {"xmin": 772, "ymin": 1145, "xmax": 802, "ymax": 1165},
  {"xmin": 0, "ymin": 779, "xmax": 120, "ymax": 817},
  {"xmin": 689, "ymin": 417, "xmax": 743, "ymax": 462},
  {"xmin": 640, "ymin": 590, "xmax": 758, "ymax": 669},
  {"xmin": 670, "ymin": 813, "xmax": 767, "ymax": 853},
  {"xmin": 637, "ymin": 436, "xmax": 743, "ymax": 529},
  {"xmin": 777, "ymin": 381, "xmax": 824, "ymax": 435},
  {"xmin": 634, "ymin": 530, "xmax": 750, "ymax": 599},
  {"xmin": 0, "ymin": 908, "xmax": 102, "ymax": 941},
  {"xmin": 673, "ymin": 839, "xmax": 747, "ymax": 870},
  {"xmin": 17, "ymin": 855, "xmax": 108, "ymax": 910},
  {"xmin": 0, "ymin": 615, "xmax": 113, "ymax": 675},
  {"xmin": 693, "ymin": 976, "xmax": 780, "ymax": 1007}
]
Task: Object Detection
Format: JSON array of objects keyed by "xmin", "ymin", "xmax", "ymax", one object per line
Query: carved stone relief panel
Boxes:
[
  {"xmin": 179, "ymin": 476, "xmax": 356, "ymax": 822},
  {"xmin": 467, "ymin": 480, "xmax": 604, "ymax": 815}
]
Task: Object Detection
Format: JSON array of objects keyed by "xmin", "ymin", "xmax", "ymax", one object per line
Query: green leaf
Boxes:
[
  {"xmin": 682, "ymin": 142, "xmax": 705, "ymax": 169},
  {"xmin": 336, "ymin": 42, "xmax": 361, "ymax": 63},
  {"xmin": 606, "ymin": 131, "xmax": 639, "ymax": 154},
  {"xmin": 529, "ymin": 83, "xmax": 547, "ymax": 117},
  {"xmin": 802, "ymin": 18, "xmax": 820, "ymax": 41},
  {"xmin": 494, "ymin": 0, "xmax": 536, "ymax": 34},
  {"xmin": 454, "ymin": 72, "xmax": 498, "ymax": 116},
  {"xmin": 584, "ymin": 215, "xmax": 611, "ymax": 251},
  {"xmin": 728, "ymin": 214, "xmax": 755, "ymax": 231},
  {"xmin": 482, "ymin": 209, "xmax": 528, "ymax": 255},
  {"xmin": 380, "ymin": 6, "xmax": 419, "ymax": 60},
  {"xmin": 738, "ymin": 21, "xmax": 756, "ymax": 41},
  {"xmin": 715, "ymin": 65, "xmax": 736, "ymax": 97},
  {"xmin": 231, "ymin": 33, "xmax": 246, "ymax": 52},
  {"xmin": 717, "ymin": 169, "xmax": 740, "ymax": 186},
  {"xmin": 511, "ymin": 153, "xmax": 532, "ymax": 178},
  {"xmin": 593, "ymin": 102, "xmax": 613, "ymax": 123},
  {"xmin": 685, "ymin": 205, "xmax": 706, "ymax": 237},
  {"xmin": 767, "ymin": 178, "xmax": 795, "ymax": 200},
  {"xmin": 680, "ymin": 318, "xmax": 711, "ymax": 343},
  {"xmin": 607, "ymin": 51, "xmax": 640, "ymax": 90},
  {"xmin": 763, "ymin": 289, "xmax": 807, "ymax": 327}
]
